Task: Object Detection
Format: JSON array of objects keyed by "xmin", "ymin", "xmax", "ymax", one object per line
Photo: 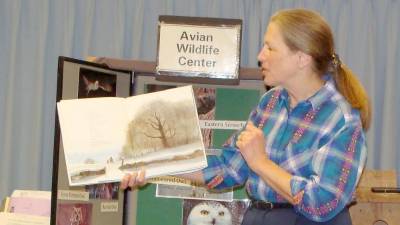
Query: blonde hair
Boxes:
[{"xmin": 271, "ymin": 9, "xmax": 371, "ymax": 130}]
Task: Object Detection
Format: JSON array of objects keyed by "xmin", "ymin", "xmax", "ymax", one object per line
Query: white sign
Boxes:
[
  {"xmin": 57, "ymin": 190, "xmax": 89, "ymax": 201},
  {"xmin": 158, "ymin": 24, "xmax": 241, "ymax": 78},
  {"xmin": 100, "ymin": 202, "xmax": 119, "ymax": 212},
  {"xmin": 199, "ymin": 120, "xmax": 246, "ymax": 130}
]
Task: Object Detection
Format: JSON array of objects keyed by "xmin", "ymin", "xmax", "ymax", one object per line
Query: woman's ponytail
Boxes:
[{"xmin": 333, "ymin": 63, "xmax": 371, "ymax": 130}]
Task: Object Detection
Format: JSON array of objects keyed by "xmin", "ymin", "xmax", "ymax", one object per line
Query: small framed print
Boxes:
[
  {"xmin": 56, "ymin": 203, "xmax": 92, "ymax": 225},
  {"xmin": 51, "ymin": 56, "xmax": 132, "ymax": 225}
]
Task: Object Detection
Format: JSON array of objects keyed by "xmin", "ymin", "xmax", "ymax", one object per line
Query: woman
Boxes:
[{"xmin": 121, "ymin": 8, "xmax": 370, "ymax": 225}]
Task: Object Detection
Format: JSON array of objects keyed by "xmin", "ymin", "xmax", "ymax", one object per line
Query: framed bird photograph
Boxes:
[
  {"xmin": 78, "ymin": 68, "xmax": 117, "ymax": 98},
  {"xmin": 181, "ymin": 199, "xmax": 249, "ymax": 225},
  {"xmin": 51, "ymin": 56, "xmax": 132, "ymax": 225}
]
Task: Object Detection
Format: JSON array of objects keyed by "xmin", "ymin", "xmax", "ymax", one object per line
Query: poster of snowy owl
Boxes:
[{"xmin": 182, "ymin": 199, "xmax": 249, "ymax": 225}]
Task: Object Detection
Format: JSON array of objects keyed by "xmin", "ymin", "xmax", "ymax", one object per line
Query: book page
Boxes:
[
  {"xmin": 58, "ymin": 97, "xmax": 127, "ymax": 151},
  {"xmin": 57, "ymin": 97, "xmax": 127, "ymax": 185},
  {"xmin": 123, "ymin": 85, "xmax": 207, "ymax": 178}
]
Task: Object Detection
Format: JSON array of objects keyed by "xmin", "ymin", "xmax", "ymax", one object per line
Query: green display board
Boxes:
[{"xmin": 133, "ymin": 75, "xmax": 266, "ymax": 225}]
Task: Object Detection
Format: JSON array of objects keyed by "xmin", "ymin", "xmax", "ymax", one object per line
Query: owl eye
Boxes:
[
  {"xmin": 218, "ymin": 211, "xmax": 225, "ymax": 216},
  {"xmin": 200, "ymin": 210, "xmax": 209, "ymax": 215}
]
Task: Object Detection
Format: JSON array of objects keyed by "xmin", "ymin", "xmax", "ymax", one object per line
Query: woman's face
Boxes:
[{"xmin": 257, "ymin": 22, "xmax": 299, "ymax": 87}]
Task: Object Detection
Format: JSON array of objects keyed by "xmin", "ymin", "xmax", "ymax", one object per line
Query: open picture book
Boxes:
[{"xmin": 57, "ymin": 85, "xmax": 207, "ymax": 186}]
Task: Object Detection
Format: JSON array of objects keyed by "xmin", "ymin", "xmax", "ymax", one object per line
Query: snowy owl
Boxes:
[{"xmin": 187, "ymin": 201, "xmax": 232, "ymax": 225}]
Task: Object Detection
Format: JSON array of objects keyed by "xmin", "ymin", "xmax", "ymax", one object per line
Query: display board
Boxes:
[
  {"xmin": 133, "ymin": 74, "xmax": 267, "ymax": 225},
  {"xmin": 51, "ymin": 57, "xmax": 131, "ymax": 225}
]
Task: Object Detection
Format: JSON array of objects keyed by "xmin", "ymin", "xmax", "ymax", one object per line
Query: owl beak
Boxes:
[{"xmin": 211, "ymin": 218, "xmax": 216, "ymax": 225}]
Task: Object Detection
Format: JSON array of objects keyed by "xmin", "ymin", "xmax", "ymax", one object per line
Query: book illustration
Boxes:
[
  {"xmin": 78, "ymin": 68, "xmax": 117, "ymax": 98},
  {"xmin": 58, "ymin": 85, "xmax": 207, "ymax": 185},
  {"xmin": 120, "ymin": 92, "xmax": 204, "ymax": 169},
  {"xmin": 56, "ymin": 203, "xmax": 92, "ymax": 225},
  {"xmin": 145, "ymin": 84, "xmax": 216, "ymax": 148},
  {"xmin": 182, "ymin": 199, "xmax": 249, "ymax": 225}
]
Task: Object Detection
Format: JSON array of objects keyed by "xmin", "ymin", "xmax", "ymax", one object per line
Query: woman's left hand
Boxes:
[
  {"xmin": 236, "ymin": 121, "xmax": 268, "ymax": 173},
  {"xmin": 120, "ymin": 170, "xmax": 147, "ymax": 190}
]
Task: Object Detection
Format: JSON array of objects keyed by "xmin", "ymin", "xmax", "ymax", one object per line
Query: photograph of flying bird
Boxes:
[
  {"xmin": 82, "ymin": 75, "xmax": 113, "ymax": 95},
  {"xmin": 78, "ymin": 68, "xmax": 117, "ymax": 98}
]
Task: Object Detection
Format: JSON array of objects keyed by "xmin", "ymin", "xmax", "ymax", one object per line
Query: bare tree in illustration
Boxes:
[
  {"xmin": 121, "ymin": 99, "xmax": 201, "ymax": 159},
  {"xmin": 142, "ymin": 112, "xmax": 176, "ymax": 148}
]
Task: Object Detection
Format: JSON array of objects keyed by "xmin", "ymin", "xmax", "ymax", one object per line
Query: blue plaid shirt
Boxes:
[{"xmin": 203, "ymin": 76, "xmax": 367, "ymax": 222}]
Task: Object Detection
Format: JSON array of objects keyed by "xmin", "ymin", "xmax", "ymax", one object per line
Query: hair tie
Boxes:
[{"xmin": 331, "ymin": 53, "xmax": 342, "ymax": 69}]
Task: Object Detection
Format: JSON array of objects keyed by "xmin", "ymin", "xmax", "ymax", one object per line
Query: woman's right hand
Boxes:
[{"xmin": 120, "ymin": 170, "xmax": 146, "ymax": 190}]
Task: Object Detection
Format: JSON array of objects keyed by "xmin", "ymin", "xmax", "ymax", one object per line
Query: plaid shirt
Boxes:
[{"xmin": 203, "ymin": 76, "xmax": 367, "ymax": 222}]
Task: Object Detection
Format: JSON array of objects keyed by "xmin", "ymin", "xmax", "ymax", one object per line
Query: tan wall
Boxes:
[{"xmin": 350, "ymin": 170, "xmax": 400, "ymax": 225}]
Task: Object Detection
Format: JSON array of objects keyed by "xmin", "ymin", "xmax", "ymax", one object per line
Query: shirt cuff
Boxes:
[
  {"xmin": 202, "ymin": 155, "xmax": 224, "ymax": 189},
  {"xmin": 290, "ymin": 175, "xmax": 307, "ymax": 197}
]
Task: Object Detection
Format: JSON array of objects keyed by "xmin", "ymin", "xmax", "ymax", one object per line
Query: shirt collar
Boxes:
[{"xmin": 279, "ymin": 74, "xmax": 336, "ymax": 110}]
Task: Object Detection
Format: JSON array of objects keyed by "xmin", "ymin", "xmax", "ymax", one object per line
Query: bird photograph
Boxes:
[{"xmin": 78, "ymin": 68, "xmax": 116, "ymax": 98}]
